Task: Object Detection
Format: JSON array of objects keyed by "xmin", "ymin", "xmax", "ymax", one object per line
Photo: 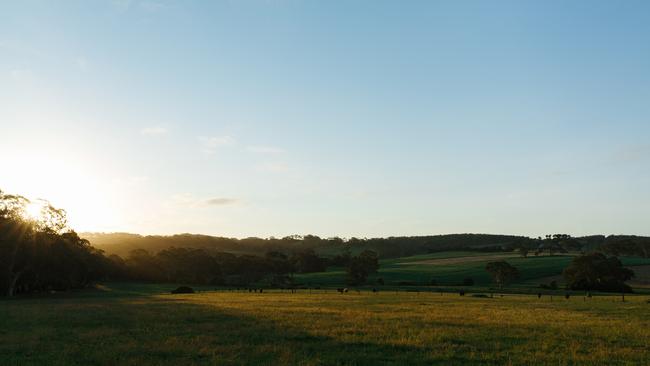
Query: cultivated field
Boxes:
[
  {"xmin": 296, "ymin": 252, "xmax": 650, "ymax": 289},
  {"xmin": 1, "ymin": 283, "xmax": 649, "ymax": 365}
]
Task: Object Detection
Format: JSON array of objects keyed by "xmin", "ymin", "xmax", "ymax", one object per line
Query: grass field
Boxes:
[
  {"xmin": 1, "ymin": 283, "xmax": 649, "ymax": 365},
  {"xmin": 295, "ymin": 252, "xmax": 650, "ymax": 290}
]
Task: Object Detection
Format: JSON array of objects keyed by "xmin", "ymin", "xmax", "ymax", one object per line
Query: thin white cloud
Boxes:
[
  {"xmin": 170, "ymin": 194, "xmax": 239, "ymax": 208},
  {"xmin": 610, "ymin": 144, "xmax": 650, "ymax": 164},
  {"xmin": 246, "ymin": 145, "xmax": 285, "ymax": 154},
  {"xmin": 112, "ymin": 176, "xmax": 149, "ymax": 188},
  {"xmin": 205, "ymin": 197, "xmax": 239, "ymax": 206},
  {"xmin": 111, "ymin": 0, "xmax": 133, "ymax": 12},
  {"xmin": 111, "ymin": 0, "xmax": 168, "ymax": 13},
  {"xmin": 141, "ymin": 126, "xmax": 168, "ymax": 136},
  {"xmin": 9, "ymin": 69, "xmax": 34, "ymax": 83},
  {"xmin": 257, "ymin": 162, "xmax": 289, "ymax": 173},
  {"xmin": 140, "ymin": 0, "xmax": 168, "ymax": 12},
  {"xmin": 199, "ymin": 136, "xmax": 235, "ymax": 154}
]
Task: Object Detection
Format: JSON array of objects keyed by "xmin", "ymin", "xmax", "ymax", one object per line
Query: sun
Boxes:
[
  {"xmin": 4, "ymin": 153, "xmax": 121, "ymax": 232},
  {"xmin": 24, "ymin": 201, "xmax": 45, "ymax": 220}
]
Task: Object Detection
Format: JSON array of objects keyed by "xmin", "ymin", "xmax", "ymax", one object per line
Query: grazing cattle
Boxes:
[
  {"xmin": 537, "ymin": 293, "xmax": 542, "ymax": 299},
  {"xmin": 372, "ymin": 288, "xmax": 378, "ymax": 293},
  {"xmin": 565, "ymin": 293, "xmax": 570, "ymax": 300},
  {"xmin": 459, "ymin": 290, "xmax": 465, "ymax": 296}
]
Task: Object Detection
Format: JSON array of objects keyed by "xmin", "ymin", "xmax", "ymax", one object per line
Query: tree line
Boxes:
[
  {"xmin": 0, "ymin": 191, "xmax": 110, "ymax": 296},
  {"xmin": 485, "ymin": 253, "xmax": 635, "ymax": 293},
  {"xmin": 1, "ymin": 189, "xmax": 380, "ymax": 295},
  {"xmin": 86, "ymin": 232, "xmax": 650, "ymax": 261},
  {"xmin": 0, "ymin": 189, "xmax": 641, "ymax": 296}
]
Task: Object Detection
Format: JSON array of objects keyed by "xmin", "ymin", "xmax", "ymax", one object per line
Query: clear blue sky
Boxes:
[{"xmin": 1, "ymin": 0, "xmax": 649, "ymax": 238}]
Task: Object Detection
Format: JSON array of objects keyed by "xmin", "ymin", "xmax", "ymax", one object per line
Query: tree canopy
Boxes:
[
  {"xmin": 0, "ymin": 190, "xmax": 110, "ymax": 296},
  {"xmin": 485, "ymin": 261, "xmax": 520, "ymax": 288},
  {"xmin": 563, "ymin": 253, "xmax": 635, "ymax": 293}
]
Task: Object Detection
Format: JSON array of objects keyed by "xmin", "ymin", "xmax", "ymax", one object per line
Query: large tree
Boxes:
[
  {"xmin": 346, "ymin": 250, "xmax": 379, "ymax": 285},
  {"xmin": 1, "ymin": 190, "xmax": 108, "ymax": 296},
  {"xmin": 563, "ymin": 253, "xmax": 634, "ymax": 293},
  {"xmin": 485, "ymin": 261, "xmax": 520, "ymax": 288}
]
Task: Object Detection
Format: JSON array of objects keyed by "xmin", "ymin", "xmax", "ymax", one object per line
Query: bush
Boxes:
[
  {"xmin": 462, "ymin": 277, "xmax": 474, "ymax": 286},
  {"xmin": 430, "ymin": 279, "xmax": 438, "ymax": 286},
  {"xmin": 171, "ymin": 286, "xmax": 195, "ymax": 294},
  {"xmin": 376, "ymin": 277, "xmax": 385, "ymax": 285}
]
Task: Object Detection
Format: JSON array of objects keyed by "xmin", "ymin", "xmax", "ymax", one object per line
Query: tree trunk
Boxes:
[{"xmin": 7, "ymin": 270, "xmax": 24, "ymax": 297}]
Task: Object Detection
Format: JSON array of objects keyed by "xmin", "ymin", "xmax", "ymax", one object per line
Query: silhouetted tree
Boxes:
[
  {"xmin": 485, "ymin": 261, "xmax": 520, "ymax": 288},
  {"xmin": 345, "ymin": 250, "xmax": 379, "ymax": 286},
  {"xmin": 1, "ymin": 189, "xmax": 110, "ymax": 296},
  {"xmin": 519, "ymin": 247, "xmax": 529, "ymax": 258},
  {"xmin": 291, "ymin": 249, "xmax": 327, "ymax": 273},
  {"xmin": 563, "ymin": 253, "xmax": 634, "ymax": 293}
]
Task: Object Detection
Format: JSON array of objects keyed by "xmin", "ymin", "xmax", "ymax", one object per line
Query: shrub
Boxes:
[
  {"xmin": 462, "ymin": 277, "xmax": 474, "ymax": 286},
  {"xmin": 171, "ymin": 286, "xmax": 195, "ymax": 294}
]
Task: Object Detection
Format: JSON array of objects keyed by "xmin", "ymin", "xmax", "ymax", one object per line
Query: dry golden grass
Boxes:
[{"xmin": 1, "ymin": 285, "xmax": 649, "ymax": 365}]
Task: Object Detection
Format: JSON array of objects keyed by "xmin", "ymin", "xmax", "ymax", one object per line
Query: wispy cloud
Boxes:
[
  {"xmin": 139, "ymin": 0, "xmax": 168, "ymax": 12},
  {"xmin": 112, "ymin": 176, "xmax": 149, "ymax": 187},
  {"xmin": 110, "ymin": 0, "xmax": 133, "ymax": 12},
  {"xmin": 9, "ymin": 69, "xmax": 35, "ymax": 83},
  {"xmin": 111, "ymin": 0, "xmax": 169, "ymax": 13},
  {"xmin": 257, "ymin": 162, "xmax": 289, "ymax": 173},
  {"xmin": 609, "ymin": 144, "xmax": 650, "ymax": 164},
  {"xmin": 246, "ymin": 145, "xmax": 285, "ymax": 154},
  {"xmin": 141, "ymin": 126, "xmax": 168, "ymax": 136},
  {"xmin": 205, "ymin": 197, "xmax": 239, "ymax": 206},
  {"xmin": 170, "ymin": 194, "xmax": 239, "ymax": 208},
  {"xmin": 199, "ymin": 136, "xmax": 235, "ymax": 154}
]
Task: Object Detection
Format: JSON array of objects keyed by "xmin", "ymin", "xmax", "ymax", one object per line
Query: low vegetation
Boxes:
[
  {"xmin": 3, "ymin": 188, "xmax": 650, "ymax": 364},
  {"xmin": 1, "ymin": 283, "xmax": 648, "ymax": 365}
]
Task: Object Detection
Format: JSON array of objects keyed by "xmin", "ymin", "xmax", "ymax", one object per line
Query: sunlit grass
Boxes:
[{"xmin": 1, "ymin": 284, "xmax": 648, "ymax": 365}]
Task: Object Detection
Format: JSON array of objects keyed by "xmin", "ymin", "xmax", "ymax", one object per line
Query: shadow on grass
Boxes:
[{"xmin": 0, "ymin": 291, "xmax": 440, "ymax": 366}]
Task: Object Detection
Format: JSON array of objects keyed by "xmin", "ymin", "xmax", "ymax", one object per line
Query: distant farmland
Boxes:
[{"xmin": 295, "ymin": 251, "xmax": 650, "ymax": 289}]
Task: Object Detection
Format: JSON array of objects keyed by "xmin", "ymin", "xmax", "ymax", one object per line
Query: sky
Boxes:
[{"xmin": 1, "ymin": 0, "xmax": 649, "ymax": 238}]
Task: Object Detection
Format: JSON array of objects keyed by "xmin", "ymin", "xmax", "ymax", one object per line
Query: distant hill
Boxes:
[
  {"xmin": 81, "ymin": 232, "xmax": 530, "ymax": 258},
  {"xmin": 82, "ymin": 232, "xmax": 650, "ymax": 259}
]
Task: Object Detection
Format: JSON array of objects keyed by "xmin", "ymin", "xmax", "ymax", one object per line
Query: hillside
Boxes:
[
  {"xmin": 83, "ymin": 232, "xmax": 650, "ymax": 260},
  {"xmin": 82, "ymin": 232, "xmax": 535, "ymax": 258},
  {"xmin": 295, "ymin": 251, "xmax": 650, "ymax": 290}
]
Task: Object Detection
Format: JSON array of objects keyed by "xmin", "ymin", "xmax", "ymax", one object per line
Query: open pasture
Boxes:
[
  {"xmin": 1, "ymin": 284, "xmax": 649, "ymax": 365},
  {"xmin": 297, "ymin": 251, "xmax": 650, "ymax": 289}
]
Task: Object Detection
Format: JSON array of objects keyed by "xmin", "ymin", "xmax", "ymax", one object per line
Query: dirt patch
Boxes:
[{"xmin": 398, "ymin": 253, "xmax": 520, "ymax": 266}]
